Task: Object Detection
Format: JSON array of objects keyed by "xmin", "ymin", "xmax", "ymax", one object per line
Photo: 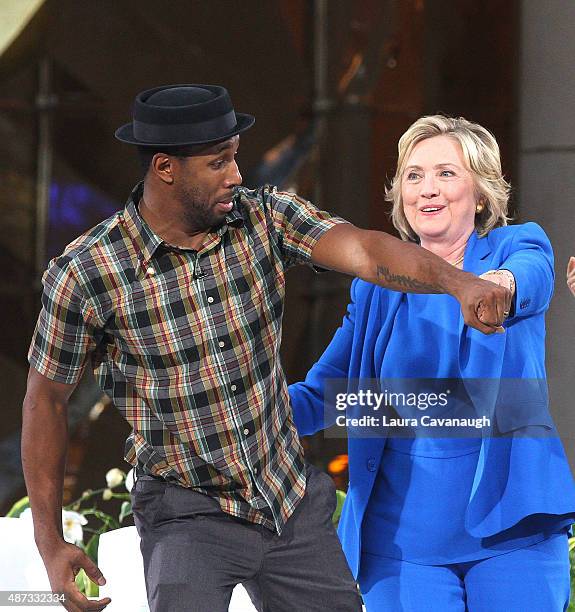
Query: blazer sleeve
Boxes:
[
  {"xmin": 500, "ymin": 222, "xmax": 554, "ymax": 319},
  {"xmin": 289, "ymin": 278, "xmax": 357, "ymax": 436}
]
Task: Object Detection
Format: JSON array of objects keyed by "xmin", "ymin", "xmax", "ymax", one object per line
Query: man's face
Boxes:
[{"xmin": 171, "ymin": 135, "xmax": 242, "ymax": 230}]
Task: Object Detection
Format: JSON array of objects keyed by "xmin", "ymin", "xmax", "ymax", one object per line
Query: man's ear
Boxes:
[{"xmin": 151, "ymin": 153, "xmax": 174, "ymax": 184}]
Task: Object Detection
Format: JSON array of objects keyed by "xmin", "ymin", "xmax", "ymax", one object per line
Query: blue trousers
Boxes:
[{"xmin": 358, "ymin": 532, "xmax": 570, "ymax": 611}]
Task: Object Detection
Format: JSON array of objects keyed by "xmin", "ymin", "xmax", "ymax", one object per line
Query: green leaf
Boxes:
[
  {"xmin": 569, "ymin": 537, "xmax": 575, "ymax": 612},
  {"xmin": 5, "ymin": 496, "xmax": 30, "ymax": 518},
  {"xmin": 111, "ymin": 493, "xmax": 131, "ymax": 501},
  {"xmin": 82, "ymin": 509, "xmax": 120, "ymax": 531},
  {"xmin": 85, "ymin": 534, "xmax": 100, "ymax": 565},
  {"xmin": 85, "ymin": 577, "xmax": 99, "ymax": 598},
  {"xmin": 332, "ymin": 489, "xmax": 347, "ymax": 527},
  {"xmin": 75, "ymin": 569, "xmax": 87, "ymax": 595},
  {"xmin": 75, "ymin": 567, "xmax": 99, "ymax": 598},
  {"xmin": 119, "ymin": 501, "xmax": 132, "ymax": 524}
]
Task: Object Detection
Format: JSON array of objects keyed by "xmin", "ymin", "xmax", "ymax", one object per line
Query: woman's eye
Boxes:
[
  {"xmin": 440, "ymin": 170, "xmax": 454, "ymax": 177},
  {"xmin": 406, "ymin": 172, "xmax": 420, "ymax": 181}
]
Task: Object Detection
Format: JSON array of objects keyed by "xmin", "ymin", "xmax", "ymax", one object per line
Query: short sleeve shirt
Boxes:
[{"xmin": 28, "ymin": 182, "xmax": 348, "ymax": 533}]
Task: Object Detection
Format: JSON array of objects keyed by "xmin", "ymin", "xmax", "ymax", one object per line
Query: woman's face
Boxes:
[{"xmin": 401, "ymin": 135, "xmax": 477, "ymax": 247}]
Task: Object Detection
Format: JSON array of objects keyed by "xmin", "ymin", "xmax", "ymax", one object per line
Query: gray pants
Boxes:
[{"xmin": 131, "ymin": 464, "xmax": 362, "ymax": 612}]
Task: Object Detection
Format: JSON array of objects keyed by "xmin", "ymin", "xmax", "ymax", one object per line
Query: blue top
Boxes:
[
  {"xmin": 289, "ymin": 223, "xmax": 575, "ymax": 577},
  {"xmin": 361, "ymin": 292, "xmax": 571, "ymax": 564}
]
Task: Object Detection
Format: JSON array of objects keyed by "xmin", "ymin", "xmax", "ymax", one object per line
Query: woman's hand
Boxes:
[
  {"xmin": 567, "ymin": 257, "xmax": 575, "ymax": 297},
  {"xmin": 478, "ymin": 269, "xmax": 516, "ymax": 331},
  {"xmin": 479, "ymin": 269, "xmax": 516, "ymax": 296}
]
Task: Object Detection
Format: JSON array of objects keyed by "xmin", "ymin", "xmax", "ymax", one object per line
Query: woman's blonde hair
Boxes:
[{"xmin": 385, "ymin": 115, "xmax": 511, "ymax": 241}]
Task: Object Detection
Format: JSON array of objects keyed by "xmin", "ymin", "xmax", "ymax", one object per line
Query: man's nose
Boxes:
[{"xmin": 225, "ymin": 161, "xmax": 242, "ymax": 187}]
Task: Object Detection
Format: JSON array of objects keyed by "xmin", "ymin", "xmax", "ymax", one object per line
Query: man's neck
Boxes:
[{"xmin": 138, "ymin": 190, "xmax": 210, "ymax": 251}]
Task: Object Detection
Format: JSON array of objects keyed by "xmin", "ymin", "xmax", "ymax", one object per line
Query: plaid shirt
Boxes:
[{"xmin": 29, "ymin": 182, "xmax": 346, "ymax": 533}]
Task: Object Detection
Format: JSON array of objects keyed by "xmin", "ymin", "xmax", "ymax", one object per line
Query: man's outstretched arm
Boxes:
[
  {"xmin": 22, "ymin": 367, "xmax": 111, "ymax": 612},
  {"xmin": 311, "ymin": 224, "xmax": 511, "ymax": 335}
]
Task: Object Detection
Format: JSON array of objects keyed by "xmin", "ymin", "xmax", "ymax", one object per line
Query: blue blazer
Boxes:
[{"xmin": 289, "ymin": 222, "xmax": 575, "ymax": 577}]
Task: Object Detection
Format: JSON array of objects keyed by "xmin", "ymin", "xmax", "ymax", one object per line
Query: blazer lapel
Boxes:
[{"xmin": 457, "ymin": 231, "xmax": 493, "ymax": 339}]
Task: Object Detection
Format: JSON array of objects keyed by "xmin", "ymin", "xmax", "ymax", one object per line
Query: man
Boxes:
[{"xmin": 22, "ymin": 85, "xmax": 510, "ymax": 612}]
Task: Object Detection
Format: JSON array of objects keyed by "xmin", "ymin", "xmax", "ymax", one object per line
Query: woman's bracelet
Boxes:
[{"xmin": 483, "ymin": 269, "xmax": 516, "ymax": 296}]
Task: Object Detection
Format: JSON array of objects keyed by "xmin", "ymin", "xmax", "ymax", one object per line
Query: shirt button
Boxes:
[
  {"xmin": 366, "ymin": 457, "xmax": 377, "ymax": 472},
  {"xmin": 231, "ymin": 384, "xmax": 237, "ymax": 391},
  {"xmin": 207, "ymin": 296, "xmax": 214, "ymax": 304},
  {"xmin": 253, "ymin": 467, "xmax": 258, "ymax": 475},
  {"xmin": 243, "ymin": 428, "xmax": 250, "ymax": 435},
  {"xmin": 146, "ymin": 266, "xmax": 155, "ymax": 275},
  {"xmin": 218, "ymin": 341, "xmax": 225, "ymax": 348}
]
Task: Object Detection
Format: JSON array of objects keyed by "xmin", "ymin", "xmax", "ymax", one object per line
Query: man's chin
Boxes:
[{"xmin": 208, "ymin": 212, "xmax": 228, "ymax": 229}]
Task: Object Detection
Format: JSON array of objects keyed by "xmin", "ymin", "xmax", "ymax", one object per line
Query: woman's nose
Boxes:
[{"xmin": 420, "ymin": 173, "xmax": 439, "ymax": 198}]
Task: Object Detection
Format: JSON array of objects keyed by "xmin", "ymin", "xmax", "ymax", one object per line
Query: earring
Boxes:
[{"xmin": 476, "ymin": 201, "xmax": 485, "ymax": 213}]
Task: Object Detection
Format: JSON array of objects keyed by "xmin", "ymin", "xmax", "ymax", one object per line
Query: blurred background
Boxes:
[{"xmin": 0, "ymin": 0, "xmax": 573, "ymax": 512}]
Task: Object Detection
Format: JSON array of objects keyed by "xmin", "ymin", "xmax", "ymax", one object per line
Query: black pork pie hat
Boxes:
[{"xmin": 114, "ymin": 84, "xmax": 255, "ymax": 146}]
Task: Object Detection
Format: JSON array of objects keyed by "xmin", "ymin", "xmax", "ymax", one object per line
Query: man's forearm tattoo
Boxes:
[{"xmin": 376, "ymin": 265, "xmax": 444, "ymax": 293}]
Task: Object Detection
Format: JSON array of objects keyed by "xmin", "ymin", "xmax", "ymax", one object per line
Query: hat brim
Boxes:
[{"xmin": 114, "ymin": 112, "xmax": 255, "ymax": 146}]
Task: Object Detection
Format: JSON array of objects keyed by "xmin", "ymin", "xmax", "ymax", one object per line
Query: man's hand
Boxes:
[
  {"xmin": 567, "ymin": 257, "xmax": 575, "ymax": 297},
  {"xmin": 456, "ymin": 273, "xmax": 513, "ymax": 334},
  {"xmin": 41, "ymin": 540, "xmax": 111, "ymax": 611}
]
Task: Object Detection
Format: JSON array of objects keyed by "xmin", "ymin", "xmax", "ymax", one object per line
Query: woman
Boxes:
[{"xmin": 289, "ymin": 116, "xmax": 575, "ymax": 611}]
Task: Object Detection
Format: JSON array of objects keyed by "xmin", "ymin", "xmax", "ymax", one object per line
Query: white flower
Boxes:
[
  {"xmin": 62, "ymin": 510, "xmax": 87, "ymax": 545},
  {"xmin": 102, "ymin": 488, "xmax": 113, "ymax": 501},
  {"xmin": 21, "ymin": 508, "xmax": 87, "ymax": 545},
  {"xmin": 105, "ymin": 468, "xmax": 125, "ymax": 489},
  {"xmin": 124, "ymin": 468, "xmax": 135, "ymax": 493}
]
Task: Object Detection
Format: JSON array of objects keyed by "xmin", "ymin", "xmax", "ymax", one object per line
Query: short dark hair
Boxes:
[{"xmin": 137, "ymin": 145, "xmax": 203, "ymax": 174}]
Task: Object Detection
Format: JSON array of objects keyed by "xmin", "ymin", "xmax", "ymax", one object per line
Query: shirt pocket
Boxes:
[
  {"xmin": 226, "ymin": 235, "xmax": 286, "ymax": 335},
  {"xmin": 111, "ymin": 277, "xmax": 203, "ymax": 373}
]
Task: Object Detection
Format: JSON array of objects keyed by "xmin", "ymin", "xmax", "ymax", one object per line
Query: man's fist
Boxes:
[{"xmin": 456, "ymin": 272, "xmax": 512, "ymax": 335}]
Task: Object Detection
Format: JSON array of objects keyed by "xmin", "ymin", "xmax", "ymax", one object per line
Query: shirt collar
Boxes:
[
  {"xmin": 121, "ymin": 182, "xmax": 245, "ymax": 268},
  {"xmin": 225, "ymin": 191, "xmax": 245, "ymax": 227},
  {"xmin": 120, "ymin": 182, "xmax": 162, "ymax": 269}
]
